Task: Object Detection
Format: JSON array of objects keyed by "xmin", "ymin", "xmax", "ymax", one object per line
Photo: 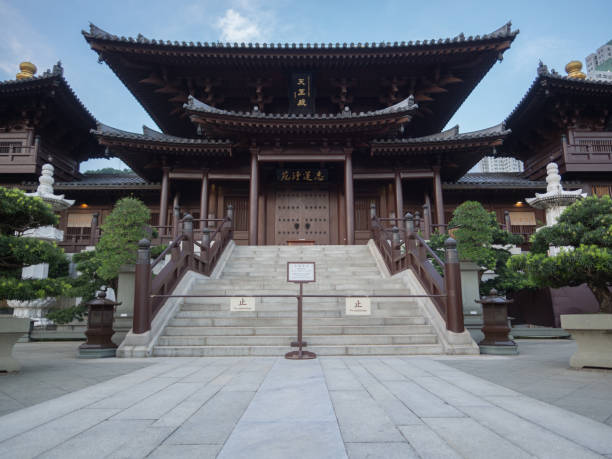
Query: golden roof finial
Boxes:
[
  {"xmin": 16, "ymin": 62, "xmax": 37, "ymax": 80},
  {"xmin": 565, "ymin": 60, "xmax": 586, "ymax": 80}
]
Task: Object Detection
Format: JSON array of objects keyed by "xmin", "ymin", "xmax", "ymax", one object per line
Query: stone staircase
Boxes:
[{"xmin": 153, "ymin": 245, "xmax": 444, "ymax": 356}]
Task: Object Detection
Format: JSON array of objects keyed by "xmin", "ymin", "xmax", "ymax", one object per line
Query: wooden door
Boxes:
[{"xmin": 274, "ymin": 191, "xmax": 330, "ymax": 244}]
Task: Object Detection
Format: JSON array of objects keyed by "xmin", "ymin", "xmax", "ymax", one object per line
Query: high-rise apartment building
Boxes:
[
  {"xmin": 478, "ymin": 156, "xmax": 524, "ymax": 173},
  {"xmin": 586, "ymin": 40, "xmax": 612, "ymax": 81}
]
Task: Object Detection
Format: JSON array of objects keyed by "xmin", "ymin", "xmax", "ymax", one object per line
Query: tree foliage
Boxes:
[
  {"xmin": 509, "ymin": 195, "xmax": 612, "ymax": 313},
  {"xmin": 429, "ymin": 201, "xmax": 524, "ymax": 295},
  {"xmin": 0, "ymin": 187, "xmax": 71, "ymax": 301},
  {"xmin": 84, "ymin": 168, "xmax": 133, "ymax": 175},
  {"xmin": 93, "ymin": 197, "xmax": 152, "ymax": 284}
]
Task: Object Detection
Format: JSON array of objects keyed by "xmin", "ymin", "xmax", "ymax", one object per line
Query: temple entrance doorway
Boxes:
[{"xmin": 274, "ymin": 191, "xmax": 330, "ymax": 244}]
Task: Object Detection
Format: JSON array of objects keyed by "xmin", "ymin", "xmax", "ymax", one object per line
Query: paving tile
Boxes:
[
  {"xmin": 323, "ymin": 367, "xmax": 364, "ymax": 391},
  {"xmin": 165, "ymin": 390, "xmax": 255, "ymax": 445},
  {"xmin": 359, "ymin": 358, "xmax": 407, "ymax": 381},
  {"xmin": 347, "ymin": 363, "xmax": 421, "ymax": 425},
  {"xmin": 37, "ymin": 419, "xmax": 152, "ymax": 459},
  {"xmin": 382, "ymin": 381, "xmax": 464, "ymax": 418},
  {"xmin": 411, "ymin": 376, "xmax": 491, "ymax": 407},
  {"xmin": 218, "ymin": 420, "xmax": 347, "ymax": 459},
  {"xmin": 379, "ymin": 357, "xmax": 432, "ymax": 378},
  {"xmin": 436, "ymin": 372, "xmax": 521, "ymax": 398},
  {"xmin": 488, "ymin": 395, "xmax": 612, "ymax": 455},
  {"xmin": 88, "ymin": 377, "xmax": 176, "ymax": 410},
  {"xmin": 148, "ymin": 443, "xmax": 221, "ymax": 459},
  {"xmin": 106, "ymin": 426, "xmax": 175, "ymax": 459},
  {"xmin": 399, "ymin": 424, "xmax": 462, "ymax": 459},
  {"xmin": 423, "ymin": 417, "xmax": 534, "ymax": 459},
  {"xmin": 112, "ymin": 382, "xmax": 203, "ymax": 420},
  {"xmin": 152, "ymin": 384, "xmax": 223, "ymax": 428},
  {"xmin": 0, "ymin": 408, "xmax": 118, "ymax": 458},
  {"xmin": 345, "ymin": 442, "xmax": 418, "ymax": 459},
  {"xmin": 329, "ymin": 390, "xmax": 404, "ymax": 442},
  {"xmin": 461, "ymin": 405, "xmax": 604, "ymax": 459}
]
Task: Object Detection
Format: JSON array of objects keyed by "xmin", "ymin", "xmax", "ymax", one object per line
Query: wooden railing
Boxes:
[
  {"xmin": 59, "ymin": 213, "xmax": 100, "ymax": 253},
  {"xmin": 563, "ymin": 130, "xmax": 612, "ymax": 168},
  {"xmin": 132, "ymin": 207, "xmax": 234, "ymax": 334},
  {"xmin": 370, "ymin": 210, "xmax": 464, "ymax": 333}
]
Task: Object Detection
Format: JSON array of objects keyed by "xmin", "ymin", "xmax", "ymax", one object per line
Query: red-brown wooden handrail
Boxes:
[
  {"xmin": 371, "ymin": 212, "xmax": 464, "ymax": 333},
  {"xmin": 133, "ymin": 206, "xmax": 234, "ymax": 334}
]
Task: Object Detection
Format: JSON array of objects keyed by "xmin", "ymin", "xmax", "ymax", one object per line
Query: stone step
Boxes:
[
  {"xmin": 161, "ymin": 324, "xmax": 432, "ymax": 336},
  {"xmin": 177, "ymin": 304, "xmax": 421, "ymax": 315},
  {"xmin": 152, "ymin": 343, "xmax": 444, "ymax": 357},
  {"xmin": 165, "ymin": 317, "xmax": 431, "ymax": 329},
  {"xmin": 157, "ymin": 333, "xmax": 438, "ymax": 346}
]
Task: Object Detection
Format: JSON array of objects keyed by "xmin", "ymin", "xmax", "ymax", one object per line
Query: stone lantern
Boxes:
[
  {"xmin": 78, "ymin": 287, "xmax": 120, "ymax": 358},
  {"xmin": 476, "ymin": 289, "xmax": 518, "ymax": 355}
]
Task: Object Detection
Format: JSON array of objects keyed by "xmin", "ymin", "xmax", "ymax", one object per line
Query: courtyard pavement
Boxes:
[{"xmin": 0, "ymin": 341, "xmax": 611, "ymax": 458}]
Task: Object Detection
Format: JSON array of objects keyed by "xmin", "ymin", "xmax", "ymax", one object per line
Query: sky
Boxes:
[{"xmin": 1, "ymin": 0, "xmax": 611, "ymax": 172}]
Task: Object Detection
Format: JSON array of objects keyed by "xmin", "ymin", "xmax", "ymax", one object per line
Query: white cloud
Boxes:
[
  {"xmin": 216, "ymin": 8, "xmax": 262, "ymax": 42},
  {"xmin": 0, "ymin": 0, "xmax": 55, "ymax": 79}
]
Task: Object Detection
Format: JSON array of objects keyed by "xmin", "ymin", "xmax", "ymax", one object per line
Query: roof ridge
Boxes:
[{"xmin": 82, "ymin": 22, "xmax": 517, "ymax": 50}]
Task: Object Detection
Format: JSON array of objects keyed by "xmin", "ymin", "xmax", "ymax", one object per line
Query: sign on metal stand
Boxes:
[{"xmin": 285, "ymin": 262, "xmax": 317, "ymax": 360}]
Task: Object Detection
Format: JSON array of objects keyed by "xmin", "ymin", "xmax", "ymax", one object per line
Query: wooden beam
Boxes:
[{"xmin": 257, "ymin": 154, "xmax": 345, "ymax": 162}]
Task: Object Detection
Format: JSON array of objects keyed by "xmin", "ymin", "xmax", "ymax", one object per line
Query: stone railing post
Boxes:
[
  {"xmin": 133, "ymin": 238, "xmax": 151, "ymax": 334},
  {"xmin": 504, "ymin": 210, "xmax": 511, "ymax": 232},
  {"xmin": 404, "ymin": 212, "xmax": 416, "ymax": 253},
  {"xmin": 414, "ymin": 211, "xmax": 421, "ymax": 234},
  {"xmin": 422, "ymin": 204, "xmax": 431, "ymax": 239},
  {"xmin": 183, "ymin": 213, "xmax": 194, "ymax": 268},
  {"xmin": 226, "ymin": 204, "xmax": 234, "ymax": 226},
  {"xmin": 444, "ymin": 237, "xmax": 464, "ymax": 333},
  {"xmin": 172, "ymin": 205, "xmax": 180, "ymax": 238},
  {"xmin": 370, "ymin": 202, "xmax": 377, "ymax": 221},
  {"xmin": 90, "ymin": 212, "xmax": 99, "ymax": 245}
]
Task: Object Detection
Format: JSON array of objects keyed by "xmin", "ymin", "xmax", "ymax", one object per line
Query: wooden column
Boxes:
[
  {"xmin": 200, "ymin": 171, "xmax": 209, "ymax": 228},
  {"xmin": 344, "ymin": 150, "xmax": 355, "ymax": 245},
  {"xmin": 159, "ymin": 167, "xmax": 169, "ymax": 235},
  {"xmin": 249, "ymin": 150, "xmax": 259, "ymax": 245},
  {"xmin": 394, "ymin": 171, "xmax": 403, "ymax": 221},
  {"xmin": 433, "ymin": 166, "xmax": 446, "ymax": 233},
  {"xmin": 423, "ymin": 193, "xmax": 432, "ymax": 238}
]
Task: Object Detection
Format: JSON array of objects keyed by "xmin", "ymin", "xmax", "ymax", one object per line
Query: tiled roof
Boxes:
[
  {"xmin": 0, "ymin": 62, "xmax": 96, "ymax": 124},
  {"xmin": 24, "ymin": 174, "xmax": 158, "ymax": 189},
  {"xmin": 184, "ymin": 95, "xmax": 417, "ymax": 120},
  {"xmin": 92, "ymin": 123, "xmax": 231, "ymax": 145},
  {"xmin": 444, "ymin": 172, "xmax": 546, "ymax": 189},
  {"xmin": 82, "ymin": 22, "xmax": 517, "ymax": 51},
  {"xmin": 372, "ymin": 123, "xmax": 510, "ymax": 145},
  {"xmin": 505, "ymin": 61, "xmax": 612, "ymax": 126}
]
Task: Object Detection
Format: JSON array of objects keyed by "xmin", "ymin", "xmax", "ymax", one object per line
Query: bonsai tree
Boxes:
[
  {"xmin": 93, "ymin": 197, "xmax": 153, "ymax": 292},
  {"xmin": 509, "ymin": 195, "xmax": 612, "ymax": 313},
  {"xmin": 0, "ymin": 187, "xmax": 71, "ymax": 301},
  {"xmin": 429, "ymin": 201, "xmax": 523, "ymax": 294}
]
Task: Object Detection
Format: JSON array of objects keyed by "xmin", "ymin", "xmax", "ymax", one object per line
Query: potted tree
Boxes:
[
  {"xmin": 509, "ymin": 195, "xmax": 612, "ymax": 368},
  {"xmin": 0, "ymin": 187, "xmax": 71, "ymax": 371}
]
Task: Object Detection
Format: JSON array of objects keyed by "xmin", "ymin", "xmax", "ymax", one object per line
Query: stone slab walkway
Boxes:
[{"xmin": 1, "ymin": 353, "xmax": 612, "ymax": 458}]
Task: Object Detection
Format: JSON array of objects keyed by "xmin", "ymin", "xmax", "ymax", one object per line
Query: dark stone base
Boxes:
[
  {"xmin": 479, "ymin": 344, "xmax": 519, "ymax": 355},
  {"xmin": 78, "ymin": 347, "xmax": 117, "ymax": 359}
]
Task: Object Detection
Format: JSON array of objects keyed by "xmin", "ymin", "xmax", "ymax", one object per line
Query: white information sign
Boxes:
[
  {"xmin": 287, "ymin": 262, "xmax": 316, "ymax": 283},
  {"xmin": 230, "ymin": 297, "xmax": 256, "ymax": 312},
  {"xmin": 345, "ymin": 297, "xmax": 371, "ymax": 315}
]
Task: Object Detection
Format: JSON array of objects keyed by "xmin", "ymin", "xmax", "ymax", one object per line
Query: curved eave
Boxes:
[
  {"xmin": 95, "ymin": 135, "xmax": 232, "ymax": 155},
  {"xmin": 371, "ymin": 136, "xmax": 507, "ymax": 155}
]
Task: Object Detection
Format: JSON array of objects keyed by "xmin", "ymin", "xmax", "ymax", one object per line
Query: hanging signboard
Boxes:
[
  {"xmin": 289, "ymin": 73, "xmax": 315, "ymax": 114},
  {"xmin": 345, "ymin": 297, "xmax": 371, "ymax": 315},
  {"xmin": 230, "ymin": 297, "xmax": 256, "ymax": 312},
  {"xmin": 276, "ymin": 168, "xmax": 328, "ymax": 183},
  {"xmin": 287, "ymin": 262, "xmax": 316, "ymax": 283}
]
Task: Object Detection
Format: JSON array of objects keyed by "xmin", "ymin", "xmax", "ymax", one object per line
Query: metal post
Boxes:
[
  {"xmin": 444, "ymin": 237, "xmax": 464, "ymax": 333},
  {"xmin": 285, "ymin": 282, "xmax": 316, "ymax": 360},
  {"xmin": 133, "ymin": 238, "xmax": 151, "ymax": 334}
]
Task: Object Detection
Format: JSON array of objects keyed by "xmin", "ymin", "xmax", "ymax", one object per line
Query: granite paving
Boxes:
[{"xmin": 0, "ymin": 341, "xmax": 611, "ymax": 458}]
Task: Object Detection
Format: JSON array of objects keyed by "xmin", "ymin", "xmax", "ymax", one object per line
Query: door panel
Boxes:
[{"xmin": 274, "ymin": 191, "xmax": 330, "ymax": 244}]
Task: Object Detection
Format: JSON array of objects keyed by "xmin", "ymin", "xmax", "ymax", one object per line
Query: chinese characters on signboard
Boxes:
[
  {"xmin": 276, "ymin": 169, "xmax": 328, "ymax": 183},
  {"xmin": 290, "ymin": 73, "xmax": 314, "ymax": 114}
]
